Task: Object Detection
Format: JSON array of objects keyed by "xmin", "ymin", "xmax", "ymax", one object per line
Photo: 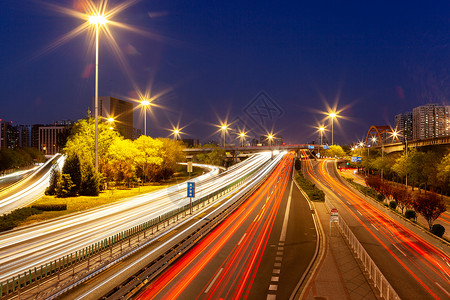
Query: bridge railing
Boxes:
[
  {"xmin": 0, "ymin": 160, "xmax": 269, "ymax": 299},
  {"xmin": 325, "ymin": 198, "xmax": 400, "ymax": 300}
]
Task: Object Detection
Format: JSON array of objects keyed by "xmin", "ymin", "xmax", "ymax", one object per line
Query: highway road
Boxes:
[
  {"xmin": 134, "ymin": 152, "xmax": 318, "ymax": 300},
  {"xmin": 0, "ymin": 154, "xmax": 65, "ymax": 215},
  {"xmin": 0, "ymin": 153, "xmax": 274, "ymax": 284},
  {"xmin": 0, "ymin": 167, "xmax": 39, "ymax": 190},
  {"xmin": 303, "ymin": 153, "xmax": 450, "ymax": 299}
]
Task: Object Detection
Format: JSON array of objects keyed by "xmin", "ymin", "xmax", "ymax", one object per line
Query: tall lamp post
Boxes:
[
  {"xmin": 329, "ymin": 112, "xmax": 337, "ymax": 145},
  {"xmin": 141, "ymin": 99, "xmax": 150, "ymax": 136},
  {"xmin": 173, "ymin": 129, "xmax": 180, "ymax": 140},
  {"xmin": 89, "ymin": 14, "xmax": 107, "ymax": 172},
  {"xmin": 239, "ymin": 132, "xmax": 246, "ymax": 147},
  {"xmin": 319, "ymin": 126, "xmax": 325, "ymax": 147},
  {"xmin": 221, "ymin": 125, "xmax": 228, "ymax": 147}
]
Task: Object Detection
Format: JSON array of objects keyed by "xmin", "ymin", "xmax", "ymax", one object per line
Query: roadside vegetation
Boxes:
[
  {"xmin": 46, "ymin": 118, "xmax": 186, "ymax": 198},
  {"xmin": 294, "ymin": 158, "xmax": 325, "ymax": 201},
  {"xmin": 0, "ymin": 147, "xmax": 45, "ymax": 174},
  {"xmin": 1, "ymin": 165, "xmax": 203, "ymax": 232}
]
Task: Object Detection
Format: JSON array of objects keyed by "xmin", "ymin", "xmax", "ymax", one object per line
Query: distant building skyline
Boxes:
[{"xmin": 97, "ymin": 96, "xmax": 135, "ymax": 140}]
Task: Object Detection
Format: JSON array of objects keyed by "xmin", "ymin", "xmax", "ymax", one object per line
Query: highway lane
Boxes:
[
  {"xmin": 0, "ymin": 153, "xmax": 274, "ymax": 284},
  {"xmin": 135, "ymin": 152, "xmax": 318, "ymax": 300},
  {"xmin": 302, "ymin": 153, "xmax": 450, "ymax": 299},
  {"xmin": 0, "ymin": 166, "xmax": 39, "ymax": 190},
  {"xmin": 0, "ymin": 154, "xmax": 65, "ymax": 215}
]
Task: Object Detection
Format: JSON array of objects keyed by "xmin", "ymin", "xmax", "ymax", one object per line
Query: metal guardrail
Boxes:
[
  {"xmin": 325, "ymin": 198, "xmax": 400, "ymax": 300},
  {"xmin": 0, "ymin": 161, "xmax": 267, "ymax": 299}
]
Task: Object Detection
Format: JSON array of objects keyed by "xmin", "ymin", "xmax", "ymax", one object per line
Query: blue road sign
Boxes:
[
  {"xmin": 308, "ymin": 145, "xmax": 315, "ymax": 149},
  {"xmin": 323, "ymin": 145, "xmax": 329, "ymax": 149},
  {"xmin": 351, "ymin": 156, "xmax": 362, "ymax": 162},
  {"xmin": 187, "ymin": 182, "xmax": 195, "ymax": 198}
]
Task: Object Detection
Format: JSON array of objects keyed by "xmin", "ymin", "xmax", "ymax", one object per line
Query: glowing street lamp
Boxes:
[
  {"xmin": 89, "ymin": 13, "xmax": 108, "ymax": 172},
  {"xmin": 239, "ymin": 132, "xmax": 246, "ymax": 147},
  {"xmin": 267, "ymin": 134, "xmax": 274, "ymax": 146},
  {"xmin": 329, "ymin": 112, "xmax": 337, "ymax": 145},
  {"xmin": 107, "ymin": 117, "xmax": 115, "ymax": 130},
  {"xmin": 141, "ymin": 99, "xmax": 150, "ymax": 136},
  {"xmin": 172, "ymin": 128, "xmax": 180, "ymax": 140},
  {"xmin": 319, "ymin": 126, "xmax": 325, "ymax": 146},
  {"xmin": 221, "ymin": 124, "xmax": 228, "ymax": 147}
]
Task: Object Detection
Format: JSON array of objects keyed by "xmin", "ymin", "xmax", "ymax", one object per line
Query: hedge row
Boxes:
[
  {"xmin": 0, "ymin": 208, "xmax": 43, "ymax": 232},
  {"xmin": 31, "ymin": 204, "xmax": 67, "ymax": 211},
  {"xmin": 295, "ymin": 171, "xmax": 325, "ymax": 201}
]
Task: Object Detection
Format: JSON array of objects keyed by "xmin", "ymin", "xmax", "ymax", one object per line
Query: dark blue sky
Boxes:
[{"xmin": 1, "ymin": 1, "xmax": 450, "ymax": 144}]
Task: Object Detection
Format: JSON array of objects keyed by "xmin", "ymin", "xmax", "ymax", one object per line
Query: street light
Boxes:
[
  {"xmin": 221, "ymin": 124, "xmax": 228, "ymax": 147},
  {"xmin": 239, "ymin": 132, "xmax": 246, "ymax": 147},
  {"xmin": 89, "ymin": 13, "xmax": 107, "ymax": 172},
  {"xmin": 268, "ymin": 134, "xmax": 274, "ymax": 146},
  {"xmin": 172, "ymin": 128, "xmax": 180, "ymax": 140},
  {"xmin": 319, "ymin": 126, "xmax": 325, "ymax": 147},
  {"xmin": 141, "ymin": 99, "xmax": 150, "ymax": 136},
  {"xmin": 329, "ymin": 112, "xmax": 337, "ymax": 145},
  {"xmin": 107, "ymin": 117, "xmax": 115, "ymax": 130}
]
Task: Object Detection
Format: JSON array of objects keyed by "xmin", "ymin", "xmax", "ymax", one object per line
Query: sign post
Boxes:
[
  {"xmin": 187, "ymin": 161, "xmax": 193, "ymax": 178},
  {"xmin": 330, "ymin": 208, "xmax": 339, "ymax": 238},
  {"xmin": 187, "ymin": 182, "xmax": 195, "ymax": 214}
]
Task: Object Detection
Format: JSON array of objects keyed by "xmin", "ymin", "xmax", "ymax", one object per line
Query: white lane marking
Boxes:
[
  {"xmin": 274, "ymin": 262, "xmax": 281, "ymax": 267},
  {"xmin": 237, "ymin": 233, "xmax": 247, "ymax": 246},
  {"xmin": 371, "ymin": 224, "xmax": 379, "ymax": 231},
  {"xmin": 393, "ymin": 244, "xmax": 407, "ymax": 257},
  {"xmin": 271, "ymin": 276, "xmax": 279, "ymax": 282},
  {"xmin": 276, "ymin": 251, "xmax": 283, "ymax": 256},
  {"xmin": 269, "ymin": 284, "xmax": 278, "ymax": 291},
  {"xmin": 280, "ymin": 181, "xmax": 294, "ymax": 242},
  {"xmin": 346, "ymin": 201, "xmax": 351, "ymax": 205},
  {"xmin": 357, "ymin": 210, "xmax": 363, "ymax": 216},
  {"xmin": 267, "ymin": 294, "xmax": 276, "ymax": 300},
  {"xmin": 204, "ymin": 268, "xmax": 224, "ymax": 293},
  {"xmin": 273, "ymin": 269, "xmax": 280, "ymax": 274},
  {"xmin": 435, "ymin": 282, "xmax": 450, "ymax": 297}
]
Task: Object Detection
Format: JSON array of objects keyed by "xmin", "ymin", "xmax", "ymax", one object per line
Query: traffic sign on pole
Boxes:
[
  {"xmin": 187, "ymin": 182, "xmax": 195, "ymax": 198},
  {"xmin": 330, "ymin": 208, "xmax": 339, "ymax": 222}
]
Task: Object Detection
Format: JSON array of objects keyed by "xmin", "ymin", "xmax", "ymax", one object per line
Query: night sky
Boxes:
[{"xmin": 1, "ymin": 1, "xmax": 450, "ymax": 145}]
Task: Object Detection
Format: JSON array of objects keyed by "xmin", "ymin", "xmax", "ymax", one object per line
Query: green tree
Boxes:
[
  {"xmin": 62, "ymin": 154, "xmax": 82, "ymax": 194},
  {"xmin": 79, "ymin": 162, "xmax": 100, "ymax": 196},
  {"xmin": 64, "ymin": 118, "xmax": 122, "ymax": 174},
  {"xmin": 56, "ymin": 174, "xmax": 75, "ymax": 198},
  {"xmin": 322, "ymin": 145, "xmax": 346, "ymax": 158},
  {"xmin": 104, "ymin": 138, "xmax": 140, "ymax": 184},
  {"xmin": 437, "ymin": 153, "xmax": 450, "ymax": 194},
  {"xmin": 197, "ymin": 145, "xmax": 226, "ymax": 166},
  {"xmin": 134, "ymin": 136, "xmax": 163, "ymax": 182},
  {"xmin": 45, "ymin": 169, "xmax": 61, "ymax": 195}
]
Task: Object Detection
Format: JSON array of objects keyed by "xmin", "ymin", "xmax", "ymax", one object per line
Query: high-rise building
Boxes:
[
  {"xmin": 38, "ymin": 125, "xmax": 66, "ymax": 155},
  {"xmin": 97, "ymin": 96, "xmax": 134, "ymax": 140},
  {"xmin": 412, "ymin": 103, "xmax": 450, "ymax": 140},
  {"xmin": 394, "ymin": 112, "xmax": 413, "ymax": 142}
]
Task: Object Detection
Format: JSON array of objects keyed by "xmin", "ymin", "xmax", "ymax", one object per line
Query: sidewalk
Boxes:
[{"xmin": 303, "ymin": 202, "xmax": 378, "ymax": 300}]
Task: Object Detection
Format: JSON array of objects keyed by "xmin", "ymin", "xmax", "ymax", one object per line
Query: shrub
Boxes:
[
  {"xmin": 79, "ymin": 165, "xmax": 100, "ymax": 196},
  {"xmin": 389, "ymin": 200, "xmax": 397, "ymax": 210},
  {"xmin": 431, "ymin": 224, "xmax": 445, "ymax": 237},
  {"xmin": 31, "ymin": 204, "xmax": 67, "ymax": 211},
  {"xmin": 405, "ymin": 209, "xmax": 416, "ymax": 220},
  {"xmin": 294, "ymin": 158, "xmax": 301, "ymax": 171},
  {"xmin": 46, "ymin": 170, "xmax": 60, "ymax": 196},
  {"xmin": 377, "ymin": 193, "xmax": 385, "ymax": 202},
  {"xmin": 0, "ymin": 207, "xmax": 43, "ymax": 232},
  {"xmin": 56, "ymin": 174, "xmax": 75, "ymax": 197},
  {"xmin": 295, "ymin": 171, "xmax": 325, "ymax": 202}
]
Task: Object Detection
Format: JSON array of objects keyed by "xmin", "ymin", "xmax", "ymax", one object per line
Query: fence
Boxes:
[
  {"xmin": 325, "ymin": 198, "xmax": 400, "ymax": 300},
  {"xmin": 0, "ymin": 162, "xmax": 264, "ymax": 299}
]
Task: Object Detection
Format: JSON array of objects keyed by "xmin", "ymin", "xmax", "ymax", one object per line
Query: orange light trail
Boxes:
[
  {"xmin": 136, "ymin": 152, "xmax": 294, "ymax": 299},
  {"xmin": 302, "ymin": 151, "xmax": 449, "ymax": 298}
]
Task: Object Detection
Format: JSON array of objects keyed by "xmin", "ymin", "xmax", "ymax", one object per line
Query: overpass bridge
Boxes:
[
  {"xmin": 183, "ymin": 144, "xmax": 312, "ymax": 159},
  {"xmin": 366, "ymin": 136, "xmax": 450, "ymax": 154}
]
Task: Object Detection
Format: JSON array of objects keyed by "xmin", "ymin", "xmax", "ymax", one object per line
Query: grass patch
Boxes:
[
  {"xmin": 295, "ymin": 170, "xmax": 325, "ymax": 201},
  {"xmin": 17, "ymin": 167, "xmax": 204, "ymax": 228},
  {"xmin": 0, "ymin": 207, "xmax": 43, "ymax": 232}
]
